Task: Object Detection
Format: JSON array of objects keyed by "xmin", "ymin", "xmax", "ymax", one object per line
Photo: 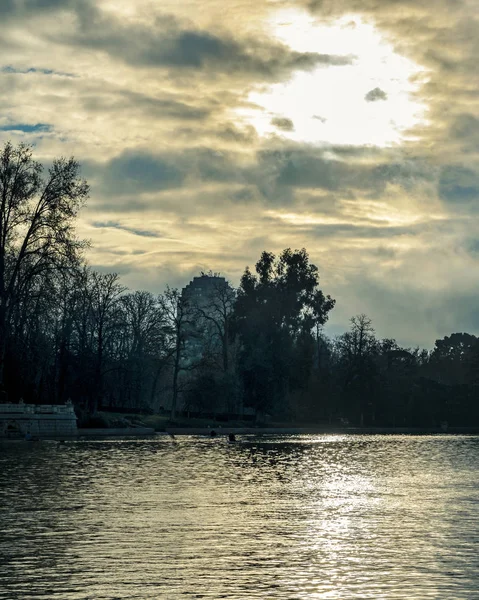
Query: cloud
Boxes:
[
  {"xmin": 81, "ymin": 89, "xmax": 211, "ymax": 122},
  {"xmin": 271, "ymin": 117, "xmax": 295, "ymax": 131},
  {"xmin": 83, "ymin": 142, "xmax": 436, "ymax": 217},
  {"xmin": 97, "ymin": 151, "xmax": 186, "ymax": 195},
  {"xmin": 438, "ymin": 165, "xmax": 479, "ymax": 205},
  {"xmin": 254, "ymin": 145, "xmax": 434, "ymax": 203},
  {"xmin": 0, "ymin": 0, "xmax": 93, "ymax": 20},
  {"xmin": 91, "ymin": 220, "xmax": 163, "ymax": 239},
  {"xmin": 0, "ymin": 123, "xmax": 51, "ymax": 133},
  {"xmin": 52, "ymin": 8, "xmax": 353, "ymax": 81},
  {"xmin": 0, "ymin": 66, "xmax": 74, "ymax": 77},
  {"xmin": 0, "ymin": 0, "xmax": 15, "ymax": 18},
  {"xmin": 215, "ymin": 123, "xmax": 258, "ymax": 144},
  {"xmin": 306, "ymin": 222, "xmax": 423, "ymax": 240},
  {"xmin": 87, "ymin": 146, "xmax": 249, "ymax": 198},
  {"xmin": 326, "ymin": 270, "xmax": 479, "ymax": 349},
  {"xmin": 449, "ymin": 113, "xmax": 479, "ymax": 152},
  {"xmin": 1, "ymin": 0, "xmax": 477, "ymax": 348},
  {"xmin": 365, "ymin": 87, "xmax": 387, "ymax": 102}
]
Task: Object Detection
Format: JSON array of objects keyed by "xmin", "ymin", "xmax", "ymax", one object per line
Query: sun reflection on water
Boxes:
[{"xmin": 0, "ymin": 435, "xmax": 478, "ymax": 599}]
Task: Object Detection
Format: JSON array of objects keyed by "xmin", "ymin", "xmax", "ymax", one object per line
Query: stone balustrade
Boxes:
[
  {"xmin": 0, "ymin": 400, "xmax": 77, "ymax": 438},
  {"xmin": 0, "ymin": 401, "xmax": 76, "ymax": 414}
]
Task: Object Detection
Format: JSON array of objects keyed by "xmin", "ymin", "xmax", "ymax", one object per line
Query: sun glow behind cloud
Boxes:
[
  {"xmin": 236, "ymin": 10, "xmax": 429, "ymax": 146},
  {"xmin": 0, "ymin": 0, "xmax": 477, "ymax": 347}
]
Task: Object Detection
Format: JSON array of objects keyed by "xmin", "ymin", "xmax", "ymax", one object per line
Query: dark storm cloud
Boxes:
[
  {"xmin": 271, "ymin": 117, "xmax": 295, "ymax": 131},
  {"xmin": 53, "ymin": 8, "xmax": 353, "ymax": 79},
  {"xmin": 365, "ymin": 87, "xmax": 387, "ymax": 102}
]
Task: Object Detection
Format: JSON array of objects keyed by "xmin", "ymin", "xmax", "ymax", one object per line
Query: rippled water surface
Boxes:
[{"xmin": 1, "ymin": 434, "xmax": 479, "ymax": 599}]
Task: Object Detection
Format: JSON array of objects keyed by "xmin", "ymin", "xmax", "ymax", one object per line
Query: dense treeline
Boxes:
[{"xmin": 1, "ymin": 143, "xmax": 478, "ymax": 427}]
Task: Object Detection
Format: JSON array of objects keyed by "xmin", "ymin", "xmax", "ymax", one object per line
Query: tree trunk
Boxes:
[
  {"xmin": 222, "ymin": 332, "xmax": 229, "ymax": 373},
  {"xmin": 0, "ymin": 303, "xmax": 8, "ymax": 397},
  {"xmin": 171, "ymin": 338, "xmax": 181, "ymax": 421},
  {"xmin": 93, "ymin": 324, "xmax": 103, "ymax": 413},
  {"xmin": 150, "ymin": 358, "xmax": 167, "ymax": 412}
]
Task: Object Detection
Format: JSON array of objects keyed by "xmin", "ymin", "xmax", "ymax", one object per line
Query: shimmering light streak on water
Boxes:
[{"xmin": 1, "ymin": 435, "xmax": 478, "ymax": 599}]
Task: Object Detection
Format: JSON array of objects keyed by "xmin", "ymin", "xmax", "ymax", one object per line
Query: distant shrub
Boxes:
[{"xmin": 80, "ymin": 414, "xmax": 110, "ymax": 429}]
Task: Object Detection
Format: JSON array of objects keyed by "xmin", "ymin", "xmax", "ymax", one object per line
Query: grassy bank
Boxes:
[
  {"xmin": 79, "ymin": 411, "xmax": 256, "ymax": 431},
  {"xmin": 140, "ymin": 414, "xmax": 256, "ymax": 431},
  {"xmin": 80, "ymin": 412, "xmax": 479, "ymax": 435}
]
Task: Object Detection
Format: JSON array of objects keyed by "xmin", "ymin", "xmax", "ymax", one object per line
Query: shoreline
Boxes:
[
  {"xmin": 3, "ymin": 426, "xmax": 479, "ymax": 441},
  {"xmin": 164, "ymin": 426, "xmax": 479, "ymax": 436}
]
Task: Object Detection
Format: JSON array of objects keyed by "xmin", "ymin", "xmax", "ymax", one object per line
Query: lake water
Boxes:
[{"xmin": 1, "ymin": 434, "xmax": 478, "ymax": 599}]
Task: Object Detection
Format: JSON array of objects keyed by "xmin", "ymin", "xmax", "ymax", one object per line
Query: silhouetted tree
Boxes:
[
  {"xmin": 233, "ymin": 248, "xmax": 335, "ymax": 418},
  {"xmin": 118, "ymin": 291, "xmax": 166, "ymax": 410},
  {"xmin": 0, "ymin": 142, "xmax": 88, "ymax": 398},
  {"xmin": 430, "ymin": 332, "xmax": 478, "ymax": 385},
  {"xmin": 158, "ymin": 286, "xmax": 193, "ymax": 420},
  {"xmin": 335, "ymin": 314, "xmax": 378, "ymax": 425},
  {"xmin": 86, "ymin": 271, "xmax": 125, "ymax": 412}
]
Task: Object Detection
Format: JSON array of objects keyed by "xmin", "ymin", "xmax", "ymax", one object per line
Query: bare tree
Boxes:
[
  {"xmin": 337, "ymin": 314, "xmax": 377, "ymax": 362},
  {"xmin": 335, "ymin": 314, "xmax": 378, "ymax": 425},
  {"xmin": 158, "ymin": 286, "xmax": 193, "ymax": 420},
  {"xmin": 120, "ymin": 291, "xmax": 165, "ymax": 408},
  {"xmin": 0, "ymin": 142, "xmax": 88, "ymax": 395},
  {"xmin": 87, "ymin": 271, "xmax": 126, "ymax": 412}
]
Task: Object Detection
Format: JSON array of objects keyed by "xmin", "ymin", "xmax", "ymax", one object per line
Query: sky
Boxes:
[{"xmin": 1, "ymin": 0, "xmax": 478, "ymax": 348}]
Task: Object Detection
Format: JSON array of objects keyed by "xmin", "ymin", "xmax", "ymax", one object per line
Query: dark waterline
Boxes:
[{"xmin": 1, "ymin": 434, "xmax": 478, "ymax": 599}]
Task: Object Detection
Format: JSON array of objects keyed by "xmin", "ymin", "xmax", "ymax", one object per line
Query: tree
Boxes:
[
  {"xmin": 119, "ymin": 290, "xmax": 166, "ymax": 409},
  {"xmin": 233, "ymin": 248, "xmax": 335, "ymax": 418},
  {"xmin": 430, "ymin": 333, "xmax": 478, "ymax": 385},
  {"xmin": 158, "ymin": 286, "xmax": 193, "ymax": 420},
  {"xmin": 335, "ymin": 314, "xmax": 378, "ymax": 425},
  {"xmin": 87, "ymin": 271, "xmax": 125, "ymax": 412},
  {"xmin": 0, "ymin": 142, "xmax": 88, "ymax": 396}
]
